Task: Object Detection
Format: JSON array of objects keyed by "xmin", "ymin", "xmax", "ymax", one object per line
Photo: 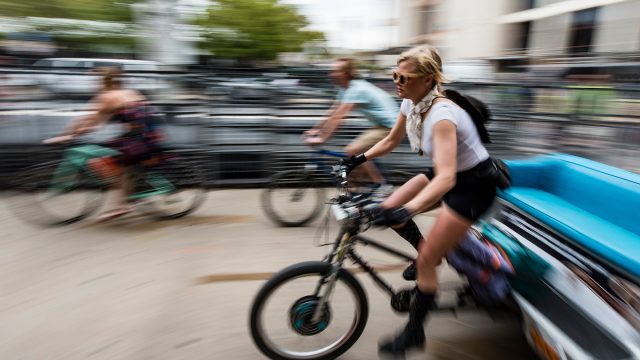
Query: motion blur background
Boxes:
[
  {"xmin": 0, "ymin": 2, "xmax": 638, "ymax": 359},
  {"xmin": 1, "ymin": 0, "xmax": 639, "ymax": 182}
]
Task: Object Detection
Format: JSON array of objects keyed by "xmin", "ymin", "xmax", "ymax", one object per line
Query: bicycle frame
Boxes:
[
  {"xmin": 308, "ymin": 159, "xmax": 494, "ymax": 324},
  {"xmin": 302, "ymin": 148, "xmax": 389, "ymax": 192},
  {"xmin": 51, "ymin": 144, "xmax": 175, "ymax": 201},
  {"xmin": 51, "ymin": 144, "xmax": 120, "ymax": 191},
  {"xmin": 324, "ymin": 228, "xmax": 414, "ymax": 295},
  {"xmin": 303, "ymin": 148, "xmax": 346, "ymax": 174},
  {"xmin": 311, "ymin": 221, "xmax": 415, "ymax": 323}
]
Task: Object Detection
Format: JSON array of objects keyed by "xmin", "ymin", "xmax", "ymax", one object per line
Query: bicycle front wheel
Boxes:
[
  {"xmin": 8, "ymin": 161, "xmax": 106, "ymax": 226},
  {"xmin": 261, "ymin": 170, "xmax": 326, "ymax": 227},
  {"xmin": 249, "ymin": 261, "xmax": 368, "ymax": 360},
  {"xmin": 135, "ymin": 160, "xmax": 206, "ymax": 220}
]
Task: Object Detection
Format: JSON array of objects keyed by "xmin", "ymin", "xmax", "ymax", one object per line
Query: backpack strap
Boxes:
[{"xmin": 443, "ymin": 89, "xmax": 491, "ymax": 143}]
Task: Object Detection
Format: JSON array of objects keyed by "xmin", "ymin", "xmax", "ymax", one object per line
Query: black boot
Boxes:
[
  {"xmin": 402, "ymin": 262, "xmax": 416, "ymax": 281},
  {"xmin": 391, "ymin": 220, "xmax": 422, "ymax": 281},
  {"xmin": 379, "ymin": 288, "xmax": 435, "ymax": 357}
]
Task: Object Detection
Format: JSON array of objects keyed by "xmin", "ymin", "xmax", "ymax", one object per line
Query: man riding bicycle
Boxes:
[{"xmin": 304, "ymin": 58, "xmax": 398, "ymax": 194}]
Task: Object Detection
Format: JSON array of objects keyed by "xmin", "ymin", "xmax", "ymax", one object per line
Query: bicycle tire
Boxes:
[
  {"xmin": 137, "ymin": 159, "xmax": 207, "ymax": 220},
  {"xmin": 249, "ymin": 261, "xmax": 369, "ymax": 360},
  {"xmin": 261, "ymin": 170, "xmax": 326, "ymax": 227},
  {"xmin": 7, "ymin": 160, "xmax": 106, "ymax": 226}
]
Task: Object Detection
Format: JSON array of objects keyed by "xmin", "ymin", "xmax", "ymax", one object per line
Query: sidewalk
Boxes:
[{"xmin": 0, "ymin": 189, "xmax": 536, "ymax": 360}]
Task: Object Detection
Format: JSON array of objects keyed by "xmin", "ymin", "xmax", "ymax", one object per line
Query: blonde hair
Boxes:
[{"xmin": 397, "ymin": 44, "xmax": 447, "ymax": 88}]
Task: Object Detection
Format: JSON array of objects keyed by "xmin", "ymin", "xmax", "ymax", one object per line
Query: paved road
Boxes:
[{"xmin": 0, "ymin": 189, "xmax": 537, "ymax": 360}]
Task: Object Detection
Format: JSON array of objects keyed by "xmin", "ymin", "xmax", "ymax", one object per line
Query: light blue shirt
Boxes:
[{"xmin": 337, "ymin": 80, "xmax": 398, "ymax": 128}]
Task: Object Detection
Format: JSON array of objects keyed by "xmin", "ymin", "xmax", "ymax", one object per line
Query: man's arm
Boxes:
[
  {"xmin": 306, "ymin": 102, "xmax": 354, "ymax": 144},
  {"xmin": 304, "ymin": 102, "xmax": 338, "ymax": 136}
]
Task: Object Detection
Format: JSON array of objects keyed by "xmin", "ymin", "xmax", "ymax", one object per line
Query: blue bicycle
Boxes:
[{"xmin": 261, "ymin": 148, "xmax": 412, "ymax": 227}]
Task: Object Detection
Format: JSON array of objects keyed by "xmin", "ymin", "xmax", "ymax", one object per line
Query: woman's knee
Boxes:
[
  {"xmin": 381, "ymin": 174, "xmax": 429, "ymax": 208},
  {"xmin": 416, "ymin": 250, "xmax": 441, "ymax": 269}
]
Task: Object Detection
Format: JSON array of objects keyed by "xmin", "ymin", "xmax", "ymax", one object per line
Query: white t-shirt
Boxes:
[{"xmin": 400, "ymin": 98, "xmax": 489, "ymax": 171}]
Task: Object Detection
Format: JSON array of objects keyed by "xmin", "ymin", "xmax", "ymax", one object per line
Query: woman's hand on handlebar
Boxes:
[
  {"xmin": 338, "ymin": 154, "xmax": 367, "ymax": 174},
  {"xmin": 364, "ymin": 204, "xmax": 412, "ymax": 227}
]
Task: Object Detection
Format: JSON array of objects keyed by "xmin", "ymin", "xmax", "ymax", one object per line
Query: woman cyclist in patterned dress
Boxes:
[{"xmin": 53, "ymin": 67, "xmax": 163, "ymax": 221}]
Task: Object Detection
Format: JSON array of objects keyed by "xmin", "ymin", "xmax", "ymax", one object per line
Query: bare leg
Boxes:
[
  {"xmin": 381, "ymin": 174, "xmax": 432, "ymax": 280},
  {"xmin": 120, "ymin": 168, "xmax": 134, "ymax": 205},
  {"xmin": 97, "ymin": 168, "xmax": 133, "ymax": 221},
  {"xmin": 416, "ymin": 204, "xmax": 473, "ymax": 292},
  {"xmin": 379, "ymin": 205, "xmax": 472, "ymax": 355}
]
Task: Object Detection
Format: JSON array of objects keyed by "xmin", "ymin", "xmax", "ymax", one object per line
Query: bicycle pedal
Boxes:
[{"xmin": 390, "ymin": 288, "xmax": 413, "ymax": 313}]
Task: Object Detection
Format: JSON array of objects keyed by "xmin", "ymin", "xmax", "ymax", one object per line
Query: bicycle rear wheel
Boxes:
[
  {"xmin": 250, "ymin": 261, "xmax": 369, "ymax": 360},
  {"xmin": 8, "ymin": 161, "xmax": 106, "ymax": 226},
  {"xmin": 134, "ymin": 159, "xmax": 206, "ymax": 220},
  {"xmin": 261, "ymin": 170, "xmax": 326, "ymax": 227}
]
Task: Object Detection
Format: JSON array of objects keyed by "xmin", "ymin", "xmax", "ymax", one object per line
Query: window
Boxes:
[
  {"xmin": 516, "ymin": 21, "xmax": 532, "ymax": 51},
  {"xmin": 568, "ymin": 7, "xmax": 599, "ymax": 55}
]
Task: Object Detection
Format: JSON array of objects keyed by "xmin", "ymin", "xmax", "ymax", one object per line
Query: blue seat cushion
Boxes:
[
  {"xmin": 501, "ymin": 187, "xmax": 640, "ymax": 279},
  {"xmin": 507, "ymin": 154, "xmax": 640, "ymax": 235}
]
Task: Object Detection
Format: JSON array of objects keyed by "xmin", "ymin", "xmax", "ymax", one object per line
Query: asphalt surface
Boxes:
[{"xmin": 0, "ymin": 189, "xmax": 538, "ymax": 360}]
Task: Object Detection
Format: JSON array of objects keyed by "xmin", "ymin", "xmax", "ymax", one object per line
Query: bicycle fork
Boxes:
[{"xmin": 311, "ymin": 230, "xmax": 352, "ymax": 323}]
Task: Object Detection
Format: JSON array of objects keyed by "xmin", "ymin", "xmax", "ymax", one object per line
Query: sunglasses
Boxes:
[{"xmin": 392, "ymin": 70, "xmax": 424, "ymax": 85}]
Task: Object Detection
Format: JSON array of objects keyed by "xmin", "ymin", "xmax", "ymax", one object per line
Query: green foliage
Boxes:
[
  {"xmin": 0, "ymin": 0, "xmax": 138, "ymax": 53},
  {"xmin": 0, "ymin": 0, "xmax": 136, "ymax": 22},
  {"xmin": 54, "ymin": 33, "xmax": 137, "ymax": 53},
  {"xmin": 196, "ymin": 0, "xmax": 324, "ymax": 61}
]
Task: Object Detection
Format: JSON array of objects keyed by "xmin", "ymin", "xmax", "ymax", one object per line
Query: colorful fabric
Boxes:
[{"xmin": 447, "ymin": 229, "xmax": 513, "ymax": 304}]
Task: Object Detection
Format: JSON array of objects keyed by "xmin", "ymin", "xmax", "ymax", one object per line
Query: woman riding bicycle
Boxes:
[
  {"xmin": 344, "ymin": 44, "xmax": 498, "ymax": 356},
  {"xmin": 52, "ymin": 67, "xmax": 163, "ymax": 221}
]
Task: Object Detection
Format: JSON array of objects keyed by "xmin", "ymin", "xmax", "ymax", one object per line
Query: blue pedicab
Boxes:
[{"xmin": 479, "ymin": 153, "xmax": 640, "ymax": 360}]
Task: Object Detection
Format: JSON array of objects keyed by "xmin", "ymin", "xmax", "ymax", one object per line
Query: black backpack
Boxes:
[
  {"xmin": 442, "ymin": 89, "xmax": 491, "ymax": 144},
  {"xmin": 444, "ymin": 90, "xmax": 513, "ymax": 188}
]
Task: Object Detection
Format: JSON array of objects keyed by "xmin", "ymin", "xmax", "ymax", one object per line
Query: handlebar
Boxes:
[
  {"xmin": 331, "ymin": 163, "xmax": 349, "ymax": 190},
  {"xmin": 329, "ymin": 163, "xmax": 380, "ymax": 229}
]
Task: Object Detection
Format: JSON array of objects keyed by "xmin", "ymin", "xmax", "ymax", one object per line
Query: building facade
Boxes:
[{"xmin": 399, "ymin": 0, "xmax": 640, "ymax": 61}]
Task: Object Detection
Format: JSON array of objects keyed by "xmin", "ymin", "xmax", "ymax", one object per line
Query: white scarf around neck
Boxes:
[{"xmin": 406, "ymin": 86, "xmax": 441, "ymax": 153}]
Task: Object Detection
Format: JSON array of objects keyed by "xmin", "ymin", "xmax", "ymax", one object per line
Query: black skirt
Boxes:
[{"xmin": 424, "ymin": 158, "xmax": 497, "ymax": 221}]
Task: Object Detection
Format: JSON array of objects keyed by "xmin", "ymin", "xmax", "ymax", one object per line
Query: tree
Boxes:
[
  {"xmin": 196, "ymin": 0, "xmax": 324, "ymax": 61},
  {"xmin": 0, "ymin": 0, "xmax": 139, "ymax": 54},
  {"xmin": 0, "ymin": 0, "xmax": 136, "ymax": 22}
]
